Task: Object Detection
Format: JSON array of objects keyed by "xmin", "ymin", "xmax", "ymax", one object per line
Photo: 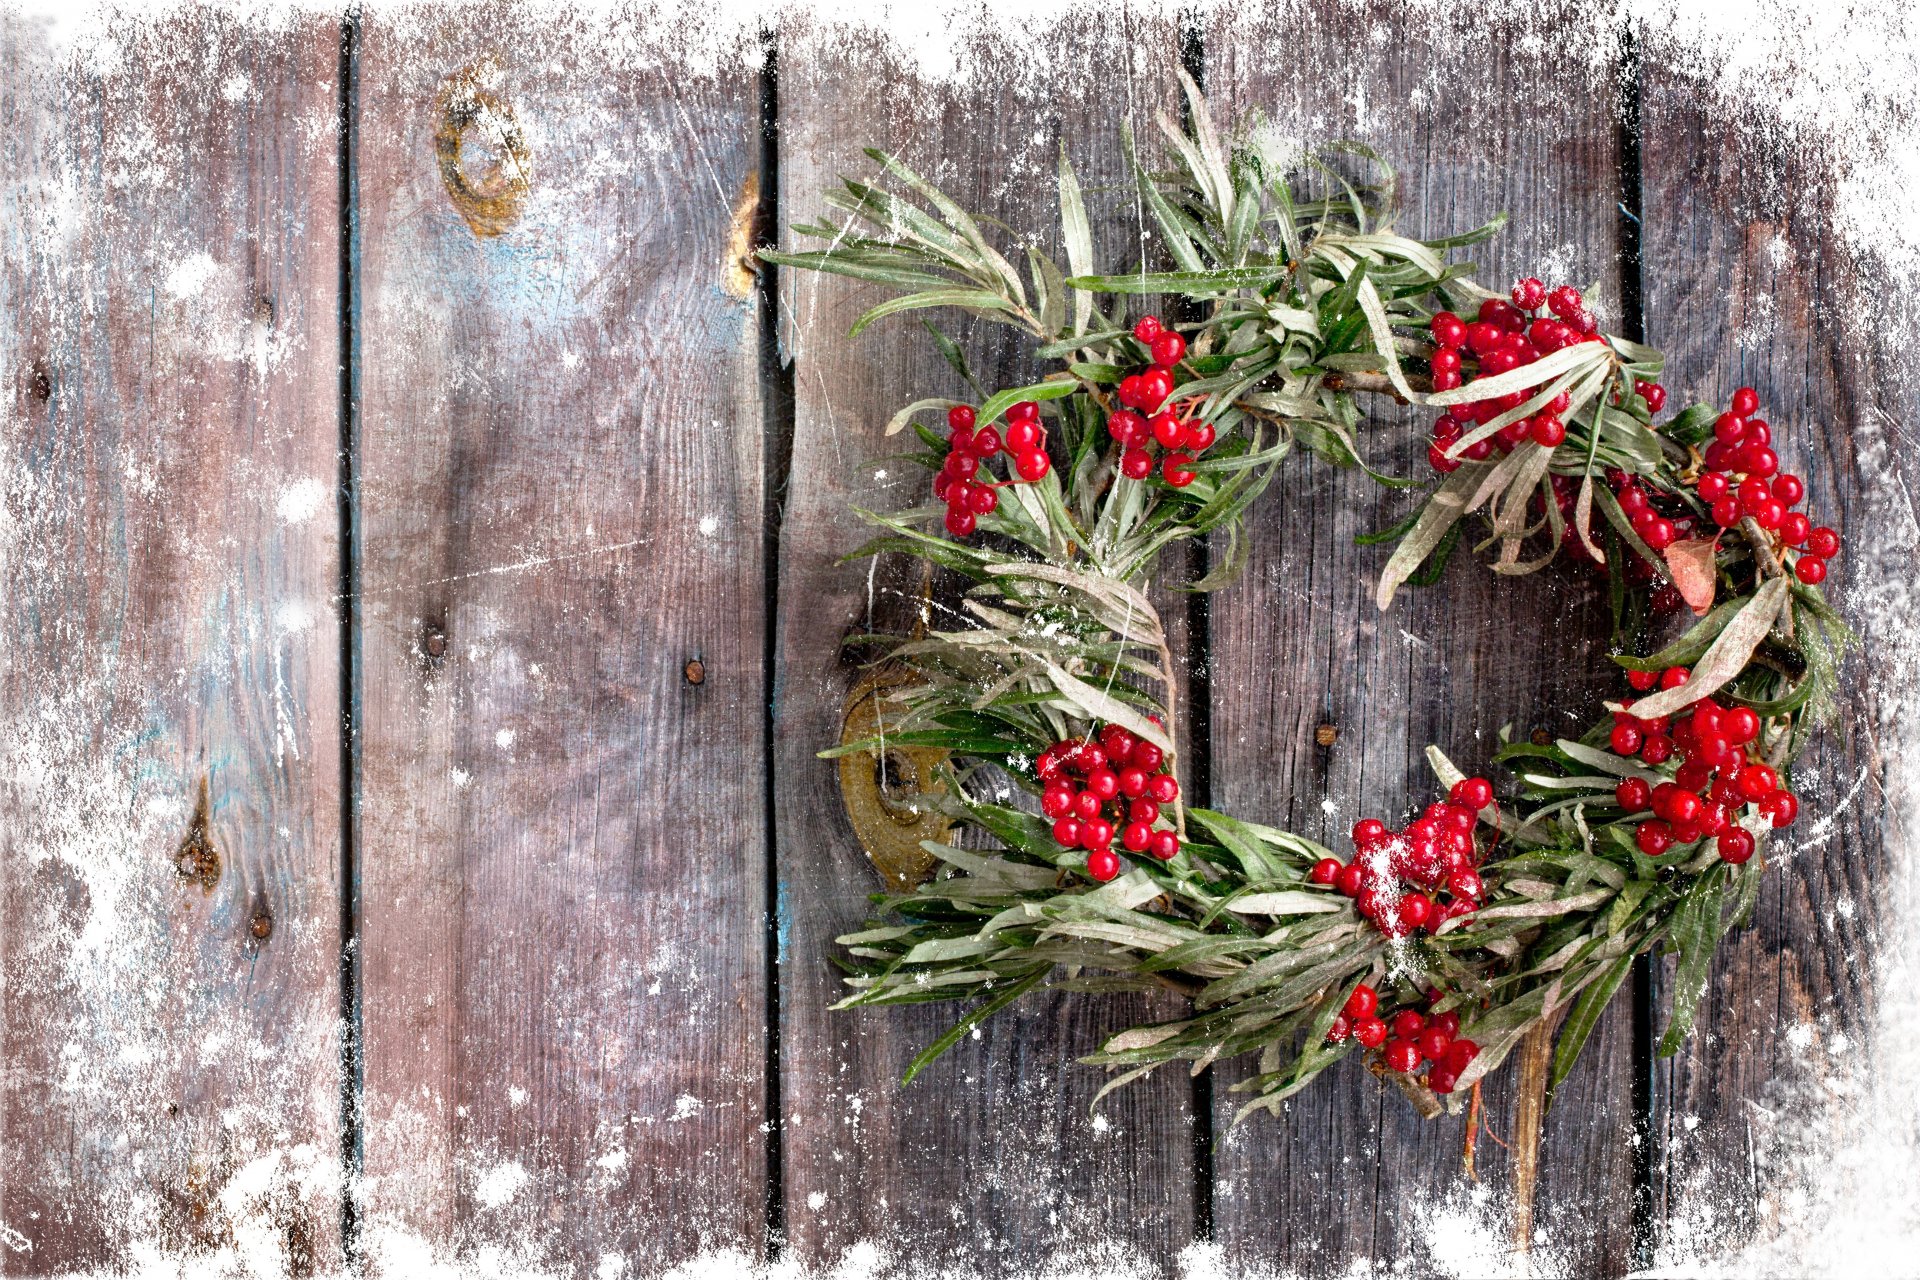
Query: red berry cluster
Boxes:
[
  {"xmin": 1306, "ymin": 777, "xmax": 1496, "ymax": 937},
  {"xmin": 1107, "ymin": 315, "xmax": 1211, "ymax": 488},
  {"xmin": 1037, "ymin": 723, "xmax": 1182, "ymax": 883},
  {"xmin": 1326, "ymin": 983, "xmax": 1482, "ymax": 1094},
  {"xmin": 933, "ymin": 401, "xmax": 1052, "ymax": 537},
  {"xmin": 1691, "ymin": 386, "xmax": 1841, "ymax": 584},
  {"xmin": 1425, "ymin": 279, "xmax": 1619, "ymax": 473},
  {"xmin": 1608, "ymin": 665, "xmax": 1798, "ymax": 863}
]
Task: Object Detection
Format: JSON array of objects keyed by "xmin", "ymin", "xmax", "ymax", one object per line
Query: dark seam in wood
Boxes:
[
  {"xmin": 1615, "ymin": 20, "xmax": 1660, "ymax": 1273},
  {"xmin": 756, "ymin": 29, "xmax": 792, "ymax": 1263},
  {"xmin": 336, "ymin": 8, "xmax": 365, "ymax": 1268}
]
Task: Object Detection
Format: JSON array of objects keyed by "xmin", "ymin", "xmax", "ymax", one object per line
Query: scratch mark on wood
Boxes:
[
  {"xmin": 435, "ymin": 63, "xmax": 531, "ymax": 237},
  {"xmin": 349, "ymin": 537, "xmax": 650, "ymax": 599},
  {"xmin": 173, "ymin": 777, "xmax": 221, "ymax": 893}
]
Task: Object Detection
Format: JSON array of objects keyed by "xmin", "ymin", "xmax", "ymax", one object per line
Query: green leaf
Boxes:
[
  {"xmin": 977, "ymin": 378, "xmax": 1080, "ymax": 426},
  {"xmin": 1063, "ymin": 267, "xmax": 1292, "ymax": 295},
  {"xmin": 885, "ymin": 396, "xmax": 960, "ymax": 437},
  {"xmin": 1376, "ymin": 464, "xmax": 1491, "ymax": 609},
  {"xmin": 1658, "ymin": 874, "xmax": 1727, "ymax": 1057},
  {"xmin": 902, "ymin": 968, "xmax": 1050, "ymax": 1084},
  {"xmin": 1626, "ymin": 576, "xmax": 1790, "ymax": 719},
  {"xmin": 1550, "ymin": 953, "xmax": 1634, "ymax": 1095},
  {"xmin": 1058, "ymin": 145, "xmax": 1095, "ymax": 338},
  {"xmin": 851, "ymin": 289, "xmax": 1018, "ymax": 337}
]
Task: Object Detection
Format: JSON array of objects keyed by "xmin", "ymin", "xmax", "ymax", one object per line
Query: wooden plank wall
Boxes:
[
  {"xmin": 0, "ymin": 6, "xmax": 1905, "ymax": 1276},
  {"xmin": 0, "ymin": 13, "xmax": 345, "ymax": 1275}
]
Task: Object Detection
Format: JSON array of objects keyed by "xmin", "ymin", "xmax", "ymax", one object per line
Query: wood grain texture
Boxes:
[
  {"xmin": 351, "ymin": 9, "xmax": 767, "ymax": 1270},
  {"xmin": 1638, "ymin": 44, "xmax": 1914, "ymax": 1261},
  {"xmin": 770, "ymin": 13, "xmax": 1199, "ymax": 1270},
  {"xmin": 1207, "ymin": 6, "xmax": 1638, "ymax": 1273},
  {"xmin": 0, "ymin": 12, "xmax": 344, "ymax": 1273}
]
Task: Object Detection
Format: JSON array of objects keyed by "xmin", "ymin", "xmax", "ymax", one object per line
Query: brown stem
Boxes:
[
  {"xmin": 1510, "ymin": 1006, "xmax": 1569, "ymax": 1256},
  {"xmin": 1324, "ymin": 369, "xmax": 1434, "ymax": 402},
  {"xmin": 1369, "ymin": 1058, "xmax": 1444, "ymax": 1119}
]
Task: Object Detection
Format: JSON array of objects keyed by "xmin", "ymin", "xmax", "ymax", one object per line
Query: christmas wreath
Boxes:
[{"xmin": 764, "ymin": 76, "xmax": 1851, "ymax": 1122}]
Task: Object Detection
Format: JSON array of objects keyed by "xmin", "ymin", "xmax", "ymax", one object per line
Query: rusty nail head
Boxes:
[
  {"xmin": 424, "ymin": 629, "xmax": 447, "ymax": 658},
  {"xmin": 684, "ymin": 659, "xmax": 706, "ymax": 686},
  {"xmin": 1314, "ymin": 723, "xmax": 1338, "ymax": 747},
  {"xmin": 250, "ymin": 912, "xmax": 273, "ymax": 940}
]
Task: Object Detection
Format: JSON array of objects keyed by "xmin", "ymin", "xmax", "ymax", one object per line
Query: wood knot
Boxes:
[
  {"xmin": 683, "ymin": 658, "xmax": 706, "ymax": 686},
  {"xmin": 435, "ymin": 63, "xmax": 531, "ymax": 238},
  {"xmin": 173, "ymin": 778, "xmax": 221, "ymax": 892},
  {"xmin": 1314, "ymin": 723, "xmax": 1338, "ymax": 747},
  {"xmin": 29, "ymin": 359, "xmax": 51, "ymax": 403}
]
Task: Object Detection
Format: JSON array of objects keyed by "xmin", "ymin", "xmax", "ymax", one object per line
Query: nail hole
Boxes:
[{"xmin": 30, "ymin": 359, "xmax": 51, "ymax": 403}]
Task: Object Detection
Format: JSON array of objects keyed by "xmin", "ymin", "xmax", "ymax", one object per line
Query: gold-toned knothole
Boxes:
[{"xmin": 837, "ymin": 669, "xmax": 952, "ymax": 893}]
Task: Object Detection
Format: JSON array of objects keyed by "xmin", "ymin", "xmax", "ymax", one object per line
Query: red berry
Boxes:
[
  {"xmin": 1081, "ymin": 817, "xmax": 1113, "ymax": 850},
  {"xmin": 1117, "ymin": 766, "xmax": 1149, "ymax": 798},
  {"xmin": 1108, "ymin": 411, "xmax": 1144, "ymax": 444},
  {"xmin": 1712, "ymin": 496, "xmax": 1741, "ymax": 527},
  {"xmin": 1430, "ymin": 311, "xmax": 1466, "ymax": 347},
  {"xmin": 1384, "ymin": 1040, "xmax": 1422, "ymax": 1074},
  {"xmin": 1162, "ymin": 453, "xmax": 1196, "ymax": 487},
  {"xmin": 1479, "ymin": 297, "xmax": 1525, "ymax": 331},
  {"xmin": 1398, "ymin": 894, "xmax": 1433, "ymax": 930},
  {"xmin": 1431, "ymin": 347, "xmax": 1461, "ymax": 375},
  {"xmin": 1391, "ymin": 1010, "xmax": 1427, "ymax": 1041},
  {"xmin": 1130, "ymin": 742, "xmax": 1164, "ymax": 771},
  {"xmin": 1006, "ymin": 420, "xmax": 1042, "ymax": 451},
  {"xmin": 1547, "ymin": 285, "xmax": 1584, "ymax": 319},
  {"xmin": 1431, "ymin": 1011, "xmax": 1461, "ymax": 1039},
  {"xmin": 1128, "ymin": 798, "xmax": 1160, "ymax": 825},
  {"xmin": 1781, "ymin": 513, "xmax": 1811, "ymax": 545},
  {"xmin": 967, "ymin": 485, "xmax": 998, "ymax": 516},
  {"xmin": 1148, "ymin": 830, "xmax": 1180, "ymax": 861},
  {"xmin": 1146, "ymin": 773, "xmax": 1179, "ymax": 804},
  {"xmin": 1117, "ymin": 375, "xmax": 1143, "ymax": 408},
  {"xmin": 1806, "ymin": 526, "xmax": 1840, "ymax": 558},
  {"xmin": 1635, "ymin": 820, "xmax": 1674, "ymax": 856},
  {"xmin": 1336, "ymin": 864, "xmax": 1366, "ymax": 897},
  {"xmin": 1132, "ymin": 315, "xmax": 1163, "ymax": 343},
  {"xmin": 1731, "ymin": 386, "xmax": 1760, "ymax": 417},
  {"xmin": 1696, "ymin": 472, "xmax": 1729, "ymax": 503},
  {"xmin": 1511, "ymin": 277, "xmax": 1547, "ymax": 310},
  {"xmin": 1738, "ymin": 764, "xmax": 1779, "ymax": 801},
  {"xmin": 944, "ymin": 508, "xmax": 977, "ymax": 537},
  {"xmin": 1136, "ymin": 369, "xmax": 1172, "ymax": 410},
  {"xmin": 1041, "ymin": 786, "xmax": 1073, "ymax": 819},
  {"xmin": 1465, "ymin": 321, "xmax": 1504, "ymax": 356},
  {"xmin": 1716, "ymin": 828, "xmax": 1755, "ymax": 865},
  {"xmin": 1616, "ymin": 777, "xmax": 1652, "ymax": 811},
  {"xmin": 1310, "ymin": 858, "xmax": 1342, "ymax": 886},
  {"xmin": 1327, "ymin": 1014, "xmax": 1351, "ymax": 1043},
  {"xmin": 1014, "ymin": 449, "xmax": 1050, "ymax": 482},
  {"xmin": 1185, "ymin": 421, "xmax": 1216, "ymax": 452},
  {"xmin": 1149, "ymin": 332, "xmax": 1187, "ymax": 368},
  {"xmin": 1354, "ymin": 1016, "xmax": 1388, "ymax": 1048},
  {"xmin": 1122, "ymin": 821, "xmax": 1153, "ymax": 852},
  {"xmin": 947, "ymin": 405, "xmax": 976, "ymax": 431},
  {"xmin": 1714, "ymin": 412, "xmax": 1748, "ymax": 445},
  {"xmin": 1795, "ymin": 555, "xmax": 1828, "ymax": 584},
  {"xmin": 1638, "ymin": 381, "xmax": 1668, "ymax": 413},
  {"xmin": 1450, "ymin": 777, "xmax": 1494, "ymax": 811},
  {"xmin": 1352, "ymin": 818, "xmax": 1388, "ymax": 847},
  {"xmin": 1008, "ymin": 400, "xmax": 1039, "ymax": 423},
  {"xmin": 1086, "ymin": 847, "xmax": 1121, "ymax": 882},
  {"xmin": 1772, "ymin": 474, "xmax": 1804, "ymax": 506},
  {"xmin": 1073, "ymin": 790, "xmax": 1102, "ymax": 820},
  {"xmin": 1609, "ymin": 723, "xmax": 1644, "ymax": 755},
  {"xmin": 1721, "ymin": 707, "xmax": 1759, "ymax": 744},
  {"xmin": 1627, "ymin": 668, "xmax": 1658, "ymax": 692},
  {"xmin": 1146, "ymin": 412, "xmax": 1179, "ymax": 449},
  {"xmin": 1531, "ymin": 415, "xmax": 1567, "ymax": 447},
  {"xmin": 1417, "ymin": 1026, "xmax": 1453, "ymax": 1062},
  {"xmin": 1445, "ymin": 870, "xmax": 1483, "ymax": 901},
  {"xmin": 1084, "ymin": 768, "xmax": 1119, "ymax": 801},
  {"xmin": 1344, "ymin": 984, "xmax": 1379, "ymax": 1020},
  {"xmin": 1052, "ymin": 818, "xmax": 1082, "ymax": 847},
  {"xmin": 1120, "ymin": 448, "xmax": 1154, "ymax": 480},
  {"xmin": 1763, "ymin": 789, "xmax": 1799, "ymax": 827},
  {"xmin": 1445, "ymin": 1039, "xmax": 1481, "ymax": 1072},
  {"xmin": 1429, "ymin": 445, "xmax": 1462, "ymax": 474}
]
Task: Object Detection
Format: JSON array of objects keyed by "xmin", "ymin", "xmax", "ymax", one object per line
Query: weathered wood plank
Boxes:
[
  {"xmin": 0, "ymin": 12, "xmax": 345, "ymax": 1272},
  {"xmin": 352, "ymin": 11, "xmax": 768, "ymax": 1270},
  {"xmin": 770, "ymin": 14, "xmax": 1199, "ymax": 1269},
  {"xmin": 1208, "ymin": 7, "xmax": 1637, "ymax": 1273},
  {"xmin": 1638, "ymin": 47, "xmax": 1910, "ymax": 1262}
]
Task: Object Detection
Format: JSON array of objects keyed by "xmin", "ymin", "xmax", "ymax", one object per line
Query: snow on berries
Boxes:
[
  {"xmin": 1324, "ymin": 981, "xmax": 1481, "ymax": 1094},
  {"xmin": 1610, "ymin": 665, "xmax": 1798, "ymax": 863},
  {"xmin": 1036, "ymin": 722, "xmax": 1181, "ymax": 881},
  {"xmin": 1307, "ymin": 776, "xmax": 1497, "ymax": 938},
  {"xmin": 1109, "ymin": 314, "xmax": 1211, "ymax": 489},
  {"xmin": 933, "ymin": 400, "xmax": 1050, "ymax": 537},
  {"xmin": 1425, "ymin": 279, "xmax": 1607, "ymax": 473}
]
